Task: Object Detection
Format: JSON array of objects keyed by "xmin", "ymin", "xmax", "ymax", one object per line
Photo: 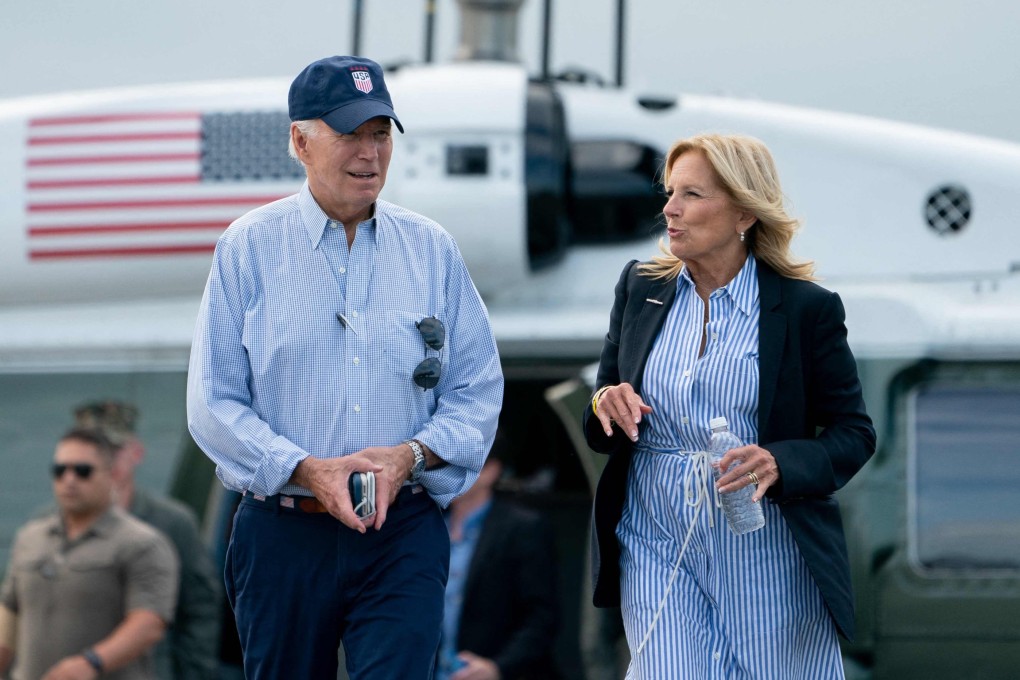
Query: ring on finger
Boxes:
[{"xmin": 746, "ymin": 471, "xmax": 759, "ymax": 485}]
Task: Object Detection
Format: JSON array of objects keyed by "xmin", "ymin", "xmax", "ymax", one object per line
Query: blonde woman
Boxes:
[{"xmin": 584, "ymin": 134, "xmax": 875, "ymax": 678}]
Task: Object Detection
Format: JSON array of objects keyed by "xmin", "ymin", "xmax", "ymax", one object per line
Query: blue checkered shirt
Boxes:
[{"xmin": 187, "ymin": 182, "xmax": 504, "ymax": 508}]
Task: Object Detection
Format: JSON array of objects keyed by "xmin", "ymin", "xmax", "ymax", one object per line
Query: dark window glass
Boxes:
[
  {"xmin": 446, "ymin": 145, "xmax": 489, "ymax": 176},
  {"xmin": 911, "ymin": 384, "xmax": 1020, "ymax": 571}
]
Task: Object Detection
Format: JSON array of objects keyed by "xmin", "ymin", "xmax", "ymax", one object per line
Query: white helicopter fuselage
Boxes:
[{"xmin": 1, "ymin": 60, "xmax": 1018, "ymax": 371}]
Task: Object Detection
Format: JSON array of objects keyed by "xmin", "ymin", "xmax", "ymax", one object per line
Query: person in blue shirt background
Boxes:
[
  {"xmin": 187, "ymin": 54, "xmax": 504, "ymax": 680},
  {"xmin": 438, "ymin": 432, "xmax": 561, "ymax": 680}
]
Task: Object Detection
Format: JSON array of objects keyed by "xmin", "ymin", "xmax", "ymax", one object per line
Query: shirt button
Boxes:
[
  {"xmin": 351, "ymin": 311, "xmax": 359, "ymax": 318},
  {"xmin": 681, "ymin": 416, "xmax": 689, "ymax": 425},
  {"xmin": 712, "ymin": 333, "xmax": 719, "ymax": 340},
  {"xmin": 329, "ymin": 221, "xmax": 339, "ymax": 229},
  {"xmin": 339, "ymin": 266, "xmax": 346, "ymax": 274},
  {"xmin": 353, "ymin": 357, "xmax": 360, "ymax": 365},
  {"xmin": 683, "ymin": 369, "xmax": 691, "ymax": 377},
  {"xmin": 354, "ymin": 404, "xmax": 361, "ymax": 413},
  {"xmin": 713, "ymin": 652, "xmax": 721, "ymax": 661}
]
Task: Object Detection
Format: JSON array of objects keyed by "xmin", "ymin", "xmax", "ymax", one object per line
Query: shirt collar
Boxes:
[
  {"xmin": 298, "ymin": 181, "xmax": 379, "ymax": 249},
  {"xmin": 676, "ymin": 253, "xmax": 759, "ymax": 317},
  {"xmin": 726, "ymin": 254, "xmax": 759, "ymax": 317},
  {"xmin": 49, "ymin": 505, "xmax": 119, "ymax": 539}
]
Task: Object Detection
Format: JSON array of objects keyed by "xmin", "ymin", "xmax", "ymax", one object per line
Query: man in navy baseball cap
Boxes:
[
  {"xmin": 190, "ymin": 51, "xmax": 503, "ymax": 680},
  {"xmin": 288, "ymin": 55, "xmax": 403, "ymax": 134}
]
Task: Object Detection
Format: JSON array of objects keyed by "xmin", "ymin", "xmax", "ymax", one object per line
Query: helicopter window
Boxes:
[
  {"xmin": 908, "ymin": 383, "xmax": 1020, "ymax": 573},
  {"xmin": 570, "ymin": 140, "xmax": 664, "ymax": 243},
  {"xmin": 446, "ymin": 145, "xmax": 489, "ymax": 176}
]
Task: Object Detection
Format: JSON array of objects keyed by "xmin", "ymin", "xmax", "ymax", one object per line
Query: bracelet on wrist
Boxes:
[
  {"xmin": 81, "ymin": 647, "xmax": 104, "ymax": 674},
  {"xmin": 592, "ymin": 385, "xmax": 611, "ymax": 415}
]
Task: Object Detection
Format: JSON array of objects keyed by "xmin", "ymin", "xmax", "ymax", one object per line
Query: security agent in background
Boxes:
[
  {"xmin": 186, "ymin": 55, "xmax": 503, "ymax": 679},
  {"xmin": 74, "ymin": 401, "xmax": 222, "ymax": 680},
  {"xmin": 0, "ymin": 427, "xmax": 179, "ymax": 680},
  {"xmin": 438, "ymin": 434, "xmax": 561, "ymax": 680}
]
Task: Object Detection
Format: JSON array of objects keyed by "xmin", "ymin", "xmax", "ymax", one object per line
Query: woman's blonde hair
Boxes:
[{"xmin": 639, "ymin": 133, "xmax": 815, "ymax": 281}]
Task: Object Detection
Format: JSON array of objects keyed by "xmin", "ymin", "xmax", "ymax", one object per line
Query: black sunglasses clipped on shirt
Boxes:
[
  {"xmin": 413, "ymin": 316, "xmax": 446, "ymax": 390},
  {"xmin": 52, "ymin": 463, "xmax": 96, "ymax": 480}
]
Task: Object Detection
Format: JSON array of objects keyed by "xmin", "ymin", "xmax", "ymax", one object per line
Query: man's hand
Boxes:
[
  {"xmin": 451, "ymin": 651, "xmax": 501, "ymax": 680},
  {"xmin": 290, "ymin": 456, "xmax": 384, "ymax": 533},
  {"xmin": 41, "ymin": 655, "xmax": 98, "ymax": 680},
  {"xmin": 290, "ymin": 444, "xmax": 422, "ymax": 532},
  {"xmin": 348, "ymin": 444, "xmax": 417, "ymax": 531}
]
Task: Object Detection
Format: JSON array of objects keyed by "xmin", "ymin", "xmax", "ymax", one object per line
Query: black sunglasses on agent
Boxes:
[
  {"xmin": 413, "ymin": 316, "xmax": 445, "ymax": 390},
  {"xmin": 52, "ymin": 463, "xmax": 96, "ymax": 480}
]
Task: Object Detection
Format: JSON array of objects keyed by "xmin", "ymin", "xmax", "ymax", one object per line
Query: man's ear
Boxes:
[
  {"xmin": 121, "ymin": 439, "xmax": 145, "ymax": 467},
  {"xmin": 290, "ymin": 123, "xmax": 309, "ymax": 159}
]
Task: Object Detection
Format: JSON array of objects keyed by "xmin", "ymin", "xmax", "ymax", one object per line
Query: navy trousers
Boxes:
[{"xmin": 225, "ymin": 486, "xmax": 449, "ymax": 680}]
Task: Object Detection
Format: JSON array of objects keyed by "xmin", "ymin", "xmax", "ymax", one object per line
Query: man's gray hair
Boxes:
[{"xmin": 288, "ymin": 119, "xmax": 321, "ymax": 164}]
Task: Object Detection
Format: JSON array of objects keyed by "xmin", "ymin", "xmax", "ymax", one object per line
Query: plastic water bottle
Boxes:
[{"xmin": 709, "ymin": 416, "xmax": 765, "ymax": 535}]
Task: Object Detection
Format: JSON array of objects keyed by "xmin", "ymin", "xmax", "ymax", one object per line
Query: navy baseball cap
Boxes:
[{"xmin": 288, "ymin": 55, "xmax": 404, "ymax": 134}]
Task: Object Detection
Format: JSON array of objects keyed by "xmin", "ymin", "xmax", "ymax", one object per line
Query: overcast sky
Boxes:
[{"xmin": 2, "ymin": 0, "xmax": 1018, "ymax": 143}]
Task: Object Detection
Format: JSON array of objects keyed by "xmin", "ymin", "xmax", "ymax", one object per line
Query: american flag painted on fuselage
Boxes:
[{"xmin": 25, "ymin": 111, "xmax": 304, "ymax": 260}]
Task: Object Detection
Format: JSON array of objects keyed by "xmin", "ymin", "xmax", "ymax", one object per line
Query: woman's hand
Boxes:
[
  {"xmin": 593, "ymin": 383, "xmax": 652, "ymax": 442},
  {"xmin": 714, "ymin": 444, "xmax": 780, "ymax": 502}
]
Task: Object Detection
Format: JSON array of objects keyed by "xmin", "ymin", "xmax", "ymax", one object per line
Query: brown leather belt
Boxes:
[{"xmin": 242, "ymin": 485, "xmax": 424, "ymax": 514}]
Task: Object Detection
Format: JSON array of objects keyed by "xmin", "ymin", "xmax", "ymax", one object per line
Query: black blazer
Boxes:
[
  {"xmin": 583, "ymin": 258, "xmax": 876, "ymax": 640},
  {"xmin": 456, "ymin": 498, "xmax": 561, "ymax": 680}
]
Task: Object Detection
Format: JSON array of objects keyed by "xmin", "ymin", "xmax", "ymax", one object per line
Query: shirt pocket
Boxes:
[
  {"xmin": 382, "ymin": 309, "xmax": 431, "ymax": 377},
  {"xmin": 713, "ymin": 350, "xmax": 759, "ymax": 379}
]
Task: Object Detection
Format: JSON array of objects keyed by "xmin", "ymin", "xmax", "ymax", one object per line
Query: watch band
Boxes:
[
  {"xmin": 82, "ymin": 647, "xmax": 104, "ymax": 674},
  {"xmin": 405, "ymin": 440, "xmax": 426, "ymax": 482}
]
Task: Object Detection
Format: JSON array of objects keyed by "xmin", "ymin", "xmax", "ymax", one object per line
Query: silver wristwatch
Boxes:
[{"xmin": 406, "ymin": 440, "xmax": 426, "ymax": 482}]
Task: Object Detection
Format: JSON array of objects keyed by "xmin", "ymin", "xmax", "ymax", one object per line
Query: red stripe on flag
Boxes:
[
  {"xmin": 29, "ymin": 244, "xmax": 218, "ymax": 260},
  {"xmin": 30, "ymin": 112, "xmax": 201, "ymax": 126},
  {"xmin": 28, "ymin": 175, "xmax": 200, "ymax": 190},
  {"xmin": 28, "ymin": 196, "xmax": 287, "ymax": 212},
  {"xmin": 29, "ymin": 131, "xmax": 201, "ymax": 145},
  {"xmin": 29, "ymin": 221, "xmax": 229, "ymax": 237},
  {"xmin": 28, "ymin": 153, "xmax": 201, "ymax": 166}
]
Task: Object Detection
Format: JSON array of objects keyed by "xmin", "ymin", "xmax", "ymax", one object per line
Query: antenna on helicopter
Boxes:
[
  {"xmin": 351, "ymin": 0, "xmax": 365, "ymax": 55},
  {"xmin": 614, "ymin": 0, "xmax": 626, "ymax": 86},
  {"xmin": 424, "ymin": 0, "xmax": 438, "ymax": 63}
]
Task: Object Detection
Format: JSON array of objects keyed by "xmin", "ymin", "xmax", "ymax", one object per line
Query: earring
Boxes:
[{"xmin": 739, "ymin": 231, "xmax": 746, "ymax": 242}]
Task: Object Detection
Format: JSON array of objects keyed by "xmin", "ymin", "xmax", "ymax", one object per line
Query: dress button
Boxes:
[
  {"xmin": 329, "ymin": 221, "xmax": 339, "ymax": 229},
  {"xmin": 351, "ymin": 311, "xmax": 359, "ymax": 318},
  {"xmin": 683, "ymin": 369, "xmax": 691, "ymax": 378},
  {"xmin": 681, "ymin": 416, "xmax": 689, "ymax": 425},
  {"xmin": 353, "ymin": 357, "xmax": 360, "ymax": 365},
  {"xmin": 354, "ymin": 404, "xmax": 361, "ymax": 413},
  {"xmin": 712, "ymin": 333, "xmax": 718, "ymax": 340},
  {"xmin": 713, "ymin": 652, "xmax": 721, "ymax": 661},
  {"xmin": 339, "ymin": 266, "xmax": 347, "ymax": 274}
]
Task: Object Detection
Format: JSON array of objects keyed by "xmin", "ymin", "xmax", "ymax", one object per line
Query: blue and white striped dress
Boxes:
[{"xmin": 618, "ymin": 255, "xmax": 844, "ymax": 679}]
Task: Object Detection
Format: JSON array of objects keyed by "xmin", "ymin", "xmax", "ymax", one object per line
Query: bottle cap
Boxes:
[{"xmin": 709, "ymin": 416, "xmax": 728, "ymax": 429}]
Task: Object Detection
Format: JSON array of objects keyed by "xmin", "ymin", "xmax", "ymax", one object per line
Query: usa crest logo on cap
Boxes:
[{"xmin": 351, "ymin": 69, "xmax": 373, "ymax": 94}]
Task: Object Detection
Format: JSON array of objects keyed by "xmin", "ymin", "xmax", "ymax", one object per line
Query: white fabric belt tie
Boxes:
[{"xmin": 633, "ymin": 448, "xmax": 721, "ymax": 657}]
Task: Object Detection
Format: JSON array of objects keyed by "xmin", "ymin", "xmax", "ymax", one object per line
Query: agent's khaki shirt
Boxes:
[{"xmin": 0, "ymin": 506, "xmax": 179, "ymax": 680}]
